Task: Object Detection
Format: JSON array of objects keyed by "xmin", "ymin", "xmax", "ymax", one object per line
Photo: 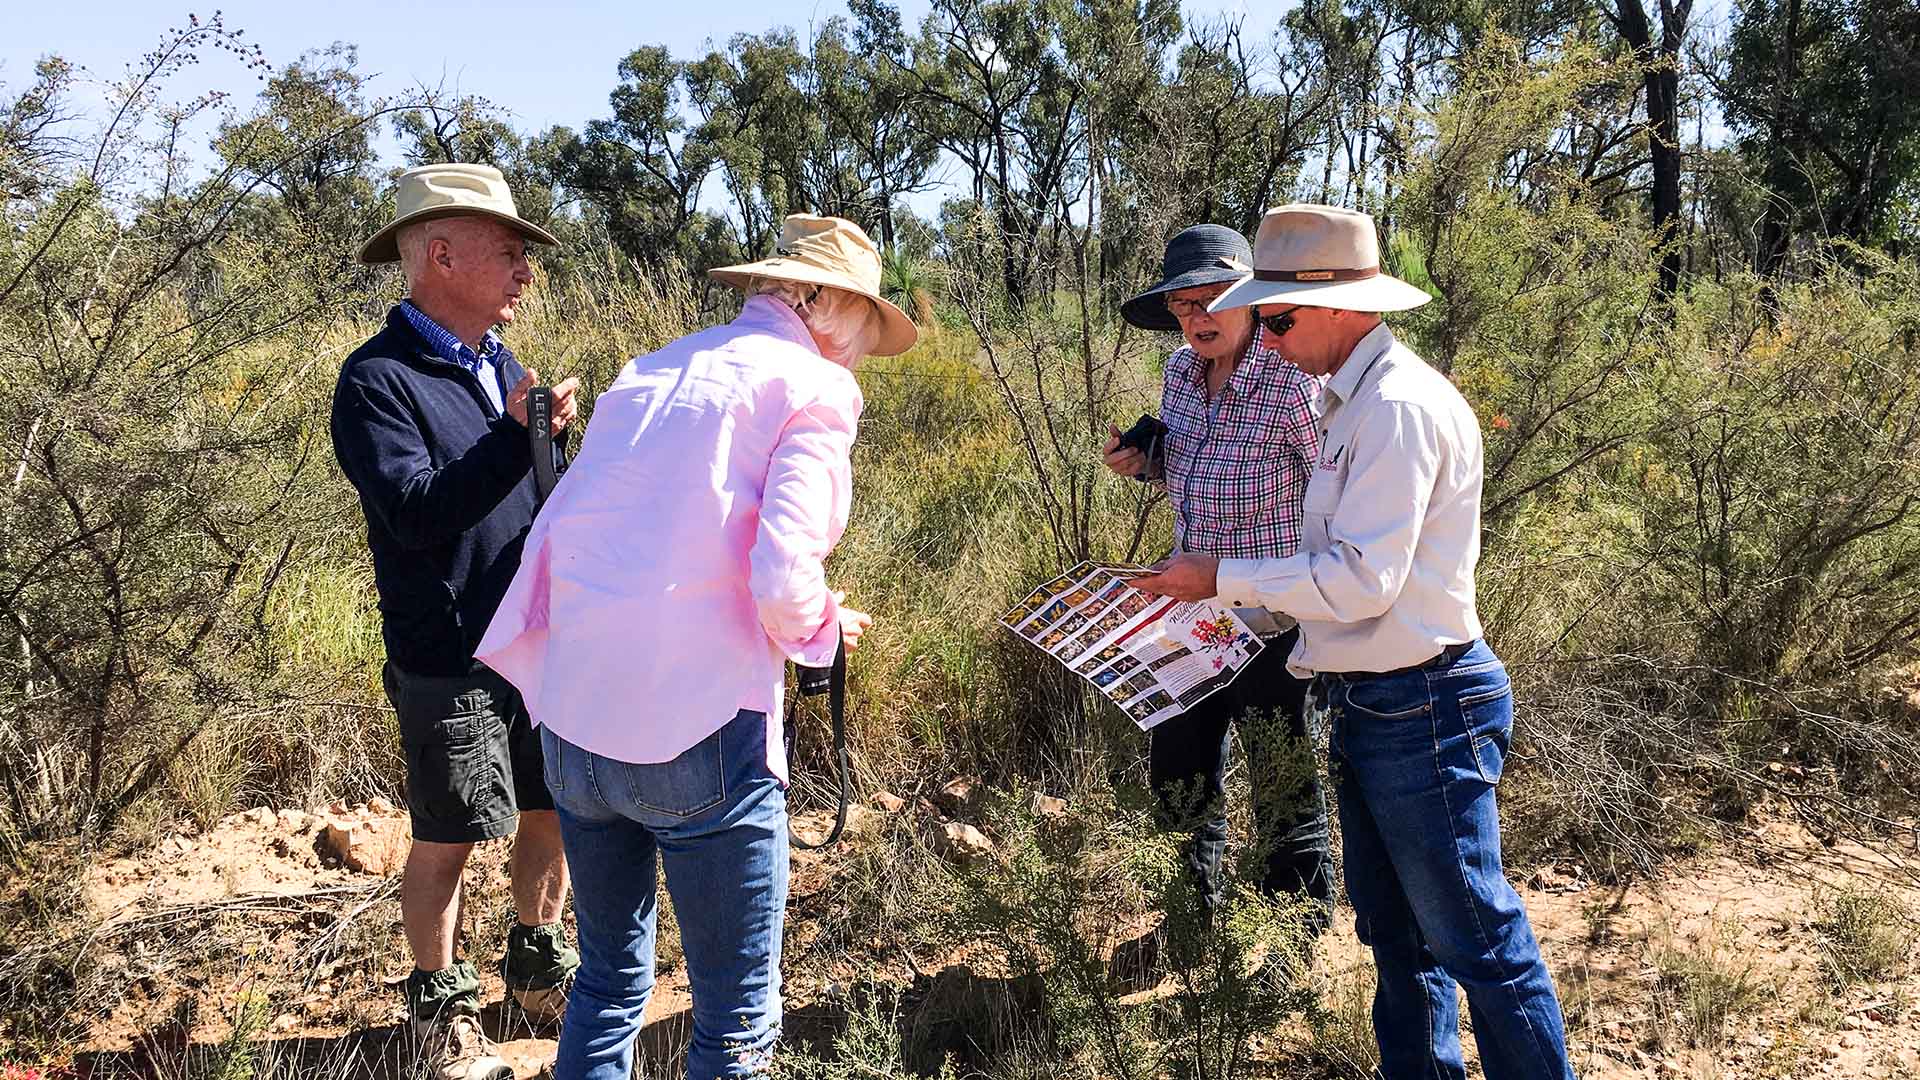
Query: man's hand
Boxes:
[
  {"xmin": 833, "ymin": 590, "xmax": 874, "ymax": 652},
  {"xmin": 1133, "ymin": 554, "xmax": 1221, "ymax": 602},
  {"xmin": 505, "ymin": 370, "xmax": 582, "ymax": 434},
  {"xmin": 1102, "ymin": 421, "xmax": 1148, "ymax": 479}
]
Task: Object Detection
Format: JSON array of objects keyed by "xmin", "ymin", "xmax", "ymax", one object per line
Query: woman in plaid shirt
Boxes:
[{"xmin": 1103, "ymin": 224, "xmax": 1333, "ymax": 942}]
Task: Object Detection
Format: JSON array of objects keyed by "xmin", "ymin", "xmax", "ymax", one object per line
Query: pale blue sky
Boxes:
[
  {"xmin": 6, "ymin": 1, "xmax": 1301, "ymax": 219},
  {"xmin": 5, "ymin": 1, "xmax": 1297, "ymax": 152}
]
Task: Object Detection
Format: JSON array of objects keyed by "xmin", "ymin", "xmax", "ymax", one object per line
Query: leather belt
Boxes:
[{"xmin": 1325, "ymin": 640, "xmax": 1474, "ymax": 682}]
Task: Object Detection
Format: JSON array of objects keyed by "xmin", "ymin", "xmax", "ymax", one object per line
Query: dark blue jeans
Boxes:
[
  {"xmin": 542, "ymin": 710, "xmax": 787, "ymax": 1080},
  {"xmin": 1150, "ymin": 629, "xmax": 1334, "ymax": 917},
  {"xmin": 1323, "ymin": 640, "xmax": 1575, "ymax": 1080}
]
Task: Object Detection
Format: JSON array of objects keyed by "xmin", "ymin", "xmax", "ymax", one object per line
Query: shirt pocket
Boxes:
[{"xmin": 1300, "ymin": 454, "xmax": 1344, "ymax": 552}]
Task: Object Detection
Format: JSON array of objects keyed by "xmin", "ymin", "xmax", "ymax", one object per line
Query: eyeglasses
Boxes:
[
  {"xmin": 1164, "ymin": 292, "xmax": 1229, "ymax": 319},
  {"xmin": 1256, "ymin": 305, "xmax": 1305, "ymax": 337}
]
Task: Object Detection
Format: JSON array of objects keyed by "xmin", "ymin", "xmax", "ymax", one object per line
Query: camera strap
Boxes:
[
  {"xmin": 526, "ymin": 385, "xmax": 558, "ymax": 503},
  {"xmin": 787, "ymin": 640, "xmax": 850, "ymax": 849}
]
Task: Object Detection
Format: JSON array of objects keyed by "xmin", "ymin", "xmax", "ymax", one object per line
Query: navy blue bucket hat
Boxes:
[{"xmin": 1120, "ymin": 224, "xmax": 1254, "ymax": 332}]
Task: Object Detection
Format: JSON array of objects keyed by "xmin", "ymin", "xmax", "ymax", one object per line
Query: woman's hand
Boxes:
[
  {"xmin": 1101, "ymin": 422, "xmax": 1147, "ymax": 479},
  {"xmin": 833, "ymin": 590, "xmax": 874, "ymax": 651}
]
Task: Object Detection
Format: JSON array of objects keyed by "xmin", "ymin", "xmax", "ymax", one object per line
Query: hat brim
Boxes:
[
  {"xmin": 358, "ymin": 206, "xmax": 562, "ymax": 265},
  {"xmin": 710, "ymin": 257, "xmax": 920, "ymax": 356},
  {"xmin": 1208, "ymin": 272, "xmax": 1433, "ymax": 315},
  {"xmin": 1119, "ymin": 267, "xmax": 1253, "ymax": 331}
]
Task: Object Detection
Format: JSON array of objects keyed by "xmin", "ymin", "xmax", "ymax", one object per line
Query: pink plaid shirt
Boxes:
[{"xmin": 1160, "ymin": 336, "xmax": 1321, "ymax": 559}]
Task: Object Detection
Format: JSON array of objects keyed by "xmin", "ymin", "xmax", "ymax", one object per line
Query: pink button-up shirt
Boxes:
[{"xmin": 476, "ymin": 295, "xmax": 860, "ymax": 780}]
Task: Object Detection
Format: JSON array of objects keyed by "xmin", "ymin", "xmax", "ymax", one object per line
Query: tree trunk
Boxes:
[
  {"xmin": 1612, "ymin": 0, "xmax": 1693, "ymax": 303},
  {"xmin": 1755, "ymin": 0, "xmax": 1803, "ymax": 280}
]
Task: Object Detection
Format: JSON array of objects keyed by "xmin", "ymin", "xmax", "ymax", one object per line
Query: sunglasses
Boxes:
[{"xmin": 1256, "ymin": 305, "xmax": 1305, "ymax": 337}]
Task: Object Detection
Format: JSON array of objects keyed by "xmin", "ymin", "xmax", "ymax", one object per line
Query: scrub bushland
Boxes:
[{"xmin": 3, "ymin": 18, "xmax": 1920, "ymax": 1080}]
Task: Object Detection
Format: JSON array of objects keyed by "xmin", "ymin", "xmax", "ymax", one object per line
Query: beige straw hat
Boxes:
[
  {"xmin": 359, "ymin": 163, "xmax": 560, "ymax": 265},
  {"xmin": 1209, "ymin": 204, "xmax": 1431, "ymax": 315},
  {"xmin": 709, "ymin": 215, "xmax": 919, "ymax": 356}
]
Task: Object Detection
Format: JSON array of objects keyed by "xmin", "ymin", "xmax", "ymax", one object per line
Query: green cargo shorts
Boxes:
[{"xmin": 382, "ymin": 662, "xmax": 554, "ymax": 844}]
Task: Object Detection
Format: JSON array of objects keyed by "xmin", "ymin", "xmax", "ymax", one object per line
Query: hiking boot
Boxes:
[
  {"xmin": 500, "ymin": 922, "xmax": 578, "ymax": 1027},
  {"xmin": 410, "ymin": 1013, "xmax": 513, "ymax": 1080}
]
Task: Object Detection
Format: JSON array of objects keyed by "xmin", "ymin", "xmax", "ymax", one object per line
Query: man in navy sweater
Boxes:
[{"xmin": 331, "ymin": 164, "xmax": 581, "ymax": 1080}]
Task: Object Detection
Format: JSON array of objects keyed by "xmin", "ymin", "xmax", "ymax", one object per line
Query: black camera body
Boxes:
[{"xmin": 1115, "ymin": 413, "xmax": 1168, "ymax": 481}]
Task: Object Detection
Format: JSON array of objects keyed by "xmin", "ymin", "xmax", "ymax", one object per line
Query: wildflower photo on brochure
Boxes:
[{"xmin": 1000, "ymin": 561, "xmax": 1285, "ymax": 729}]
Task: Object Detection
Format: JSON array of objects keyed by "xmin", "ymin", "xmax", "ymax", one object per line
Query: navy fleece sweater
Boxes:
[{"xmin": 330, "ymin": 305, "xmax": 546, "ymax": 677}]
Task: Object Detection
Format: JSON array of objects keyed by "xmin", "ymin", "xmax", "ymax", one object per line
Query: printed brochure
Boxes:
[{"xmin": 999, "ymin": 560, "xmax": 1285, "ymax": 729}]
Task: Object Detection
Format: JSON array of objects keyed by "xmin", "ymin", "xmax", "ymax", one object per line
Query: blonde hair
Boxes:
[{"xmin": 748, "ymin": 277, "xmax": 882, "ymax": 366}]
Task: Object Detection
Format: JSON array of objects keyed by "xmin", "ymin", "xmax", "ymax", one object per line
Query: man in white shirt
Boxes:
[{"xmin": 1135, "ymin": 204, "xmax": 1576, "ymax": 1080}]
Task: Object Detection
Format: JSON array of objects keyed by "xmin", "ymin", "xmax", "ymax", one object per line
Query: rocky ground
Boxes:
[{"xmin": 42, "ymin": 788, "xmax": 1920, "ymax": 1079}]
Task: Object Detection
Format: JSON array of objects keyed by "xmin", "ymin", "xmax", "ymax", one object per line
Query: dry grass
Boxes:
[
  {"xmin": 1647, "ymin": 915, "xmax": 1770, "ymax": 1051},
  {"xmin": 1816, "ymin": 881, "xmax": 1917, "ymax": 990}
]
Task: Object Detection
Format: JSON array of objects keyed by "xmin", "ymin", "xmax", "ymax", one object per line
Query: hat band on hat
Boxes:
[{"xmin": 1252, "ymin": 266, "xmax": 1380, "ymax": 283}]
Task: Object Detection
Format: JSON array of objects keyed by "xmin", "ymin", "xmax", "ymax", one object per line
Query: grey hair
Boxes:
[
  {"xmin": 748, "ymin": 276, "xmax": 882, "ymax": 365},
  {"xmin": 396, "ymin": 216, "xmax": 502, "ymax": 285}
]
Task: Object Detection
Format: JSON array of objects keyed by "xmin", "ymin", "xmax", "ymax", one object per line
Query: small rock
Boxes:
[
  {"xmin": 1601, "ymin": 1020, "xmax": 1634, "ymax": 1044},
  {"xmin": 1029, "ymin": 793, "xmax": 1067, "ymax": 818},
  {"xmin": 933, "ymin": 777, "xmax": 979, "ymax": 815},
  {"xmin": 367, "ymin": 797, "xmax": 397, "ymax": 816},
  {"xmin": 272, "ymin": 1013, "xmax": 298, "ymax": 1032},
  {"xmin": 279, "ymin": 810, "xmax": 310, "ymax": 833},
  {"xmin": 937, "ymin": 821, "xmax": 994, "ymax": 861},
  {"xmin": 1528, "ymin": 866, "xmax": 1569, "ymax": 891},
  {"xmin": 1841, "ymin": 1031, "xmax": 1867, "ymax": 1050},
  {"xmin": 318, "ymin": 816, "xmax": 408, "ymax": 876},
  {"xmin": 869, "ymin": 791, "xmax": 907, "ymax": 813}
]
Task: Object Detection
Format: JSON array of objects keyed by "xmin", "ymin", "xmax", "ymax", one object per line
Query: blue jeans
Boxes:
[
  {"xmin": 541, "ymin": 710, "xmax": 788, "ymax": 1080},
  {"xmin": 1323, "ymin": 640, "xmax": 1575, "ymax": 1080}
]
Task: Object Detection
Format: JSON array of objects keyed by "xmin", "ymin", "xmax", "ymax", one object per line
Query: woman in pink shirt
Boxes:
[{"xmin": 478, "ymin": 216, "xmax": 916, "ymax": 1080}]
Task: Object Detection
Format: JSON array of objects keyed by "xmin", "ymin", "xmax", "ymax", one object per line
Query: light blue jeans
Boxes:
[
  {"xmin": 542, "ymin": 709, "xmax": 788, "ymax": 1080},
  {"xmin": 1322, "ymin": 640, "xmax": 1576, "ymax": 1080}
]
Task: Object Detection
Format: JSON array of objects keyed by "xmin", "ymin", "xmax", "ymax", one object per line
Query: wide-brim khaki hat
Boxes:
[
  {"xmin": 709, "ymin": 215, "xmax": 919, "ymax": 356},
  {"xmin": 1209, "ymin": 204, "xmax": 1431, "ymax": 315},
  {"xmin": 359, "ymin": 163, "xmax": 560, "ymax": 265}
]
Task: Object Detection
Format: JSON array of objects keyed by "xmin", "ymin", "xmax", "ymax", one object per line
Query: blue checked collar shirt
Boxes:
[
  {"xmin": 400, "ymin": 300, "xmax": 506, "ymax": 415},
  {"xmin": 1159, "ymin": 333, "xmax": 1323, "ymax": 561}
]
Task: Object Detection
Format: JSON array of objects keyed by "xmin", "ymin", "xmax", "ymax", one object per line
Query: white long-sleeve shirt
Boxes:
[{"xmin": 1214, "ymin": 322, "xmax": 1484, "ymax": 676}]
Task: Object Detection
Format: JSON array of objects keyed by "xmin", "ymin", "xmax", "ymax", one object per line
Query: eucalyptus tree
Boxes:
[
  {"xmin": 552, "ymin": 45, "xmax": 732, "ymax": 270},
  {"xmin": 1720, "ymin": 0, "xmax": 1920, "ymax": 275}
]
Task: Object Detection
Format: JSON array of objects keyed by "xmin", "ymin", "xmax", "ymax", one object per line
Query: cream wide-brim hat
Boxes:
[
  {"xmin": 359, "ymin": 163, "xmax": 560, "ymax": 265},
  {"xmin": 1209, "ymin": 204, "xmax": 1432, "ymax": 315},
  {"xmin": 709, "ymin": 214, "xmax": 919, "ymax": 356}
]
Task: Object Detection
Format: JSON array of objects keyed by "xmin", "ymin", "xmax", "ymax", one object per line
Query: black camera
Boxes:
[{"xmin": 1114, "ymin": 413, "xmax": 1167, "ymax": 482}]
